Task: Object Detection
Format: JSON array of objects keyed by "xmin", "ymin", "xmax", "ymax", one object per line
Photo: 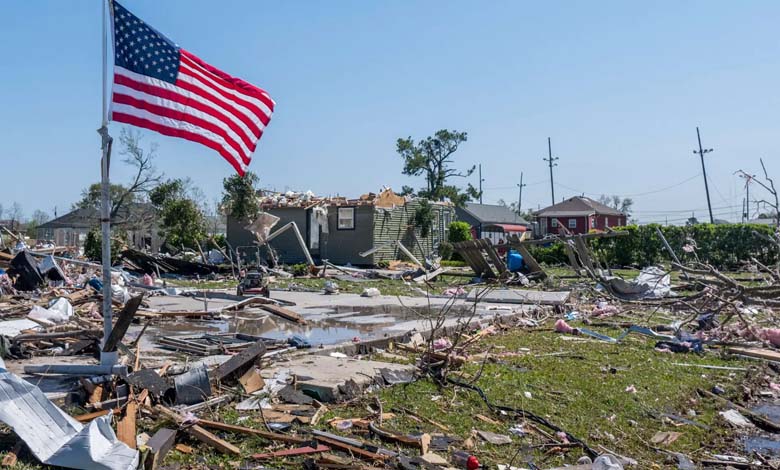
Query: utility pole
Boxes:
[
  {"xmin": 738, "ymin": 173, "xmax": 754, "ymax": 222},
  {"xmin": 693, "ymin": 127, "xmax": 715, "ymax": 224},
  {"xmin": 543, "ymin": 137, "xmax": 558, "ymax": 206},
  {"xmin": 478, "ymin": 164, "xmax": 484, "ymax": 204},
  {"xmin": 517, "ymin": 172, "xmax": 526, "ymax": 213}
]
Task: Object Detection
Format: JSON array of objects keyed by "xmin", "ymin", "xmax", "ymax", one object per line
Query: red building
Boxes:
[{"xmin": 535, "ymin": 196, "xmax": 627, "ymax": 235}]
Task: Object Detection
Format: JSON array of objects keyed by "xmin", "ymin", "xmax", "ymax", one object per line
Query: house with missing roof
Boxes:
[
  {"xmin": 227, "ymin": 188, "xmax": 455, "ymax": 266},
  {"xmin": 535, "ymin": 196, "xmax": 627, "ymax": 235},
  {"xmin": 454, "ymin": 203, "xmax": 531, "ymax": 244}
]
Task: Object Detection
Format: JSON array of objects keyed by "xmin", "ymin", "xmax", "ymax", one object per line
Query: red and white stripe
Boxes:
[{"xmin": 110, "ymin": 49, "xmax": 274, "ymax": 175}]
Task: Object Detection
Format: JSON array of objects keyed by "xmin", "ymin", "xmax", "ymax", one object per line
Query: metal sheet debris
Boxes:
[{"xmin": 0, "ymin": 370, "xmax": 138, "ymax": 469}]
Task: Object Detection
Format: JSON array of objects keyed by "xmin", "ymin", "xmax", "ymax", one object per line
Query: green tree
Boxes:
[
  {"xmin": 221, "ymin": 171, "xmax": 260, "ymax": 221},
  {"xmin": 396, "ymin": 129, "xmax": 480, "ymax": 206},
  {"xmin": 150, "ymin": 178, "xmax": 206, "ymax": 250},
  {"xmin": 83, "ymin": 228, "xmax": 126, "ymax": 263}
]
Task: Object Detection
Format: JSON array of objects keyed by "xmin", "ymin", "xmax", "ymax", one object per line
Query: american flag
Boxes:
[{"xmin": 109, "ymin": 1, "xmax": 274, "ymax": 175}]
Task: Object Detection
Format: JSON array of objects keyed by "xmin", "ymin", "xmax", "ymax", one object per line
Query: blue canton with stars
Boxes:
[{"xmin": 112, "ymin": 1, "xmax": 181, "ymax": 84}]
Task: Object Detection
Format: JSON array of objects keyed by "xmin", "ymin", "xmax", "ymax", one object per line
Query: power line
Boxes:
[{"xmin": 553, "ymin": 173, "xmax": 701, "ymax": 199}]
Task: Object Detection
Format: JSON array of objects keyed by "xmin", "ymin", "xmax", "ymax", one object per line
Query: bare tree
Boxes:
[
  {"xmin": 113, "ymin": 128, "xmax": 162, "ymax": 218},
  {"xmin": 737, "ymin": 158, "xmax": 779, "ymax": 227},
  {"xmin": 8, "ymin": 203, "xmax": 23, "ymax": 231}
]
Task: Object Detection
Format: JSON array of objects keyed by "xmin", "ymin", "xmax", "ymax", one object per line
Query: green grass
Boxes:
[
  {"xmin": 72, "ymin": 321, "xmax": 751, "ymax": 470},
  {"xmin": 324, "ymin": 324, "xmax": 753, "ymax": 468}
]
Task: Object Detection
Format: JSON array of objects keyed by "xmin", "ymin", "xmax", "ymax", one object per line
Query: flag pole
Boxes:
[
  {"xmin": 23, "ymin": 0, "xmax": 124, "ymax": 375},
  {"xmin": 98, "ymin": 0, "xmax": 116, "ymax": 367}
]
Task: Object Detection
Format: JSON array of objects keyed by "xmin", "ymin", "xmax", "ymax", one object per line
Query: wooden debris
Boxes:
[
  {"xmin": 312, "ymin": 435, "xmax": 389, "ymax": 462},
  {"xmin": 174, "ymin": 443, "xmax": 194, "ymax": 454},
  {"xmin": 252, "ymin": 445, "xmax": 331, "ymax": 460},
  {"xmin": 197, "ymin": 418, "xmax": 308, "ymax": 445},
  {"xmin": 257, "ymin": 303, "xmax": 306, "ymax": 325},
  {"xmin": 117, "ymin": 401, "xmax": 138, "ymax": 449},
  {"xmin": 154, "ymin": 406, "xmax": 240, "ymax": 455},
  {"xmin": 239, "ymin": 367, "xmax": 265, "ymax": 394},
  {"xmin": 144, "ymin": 428, "xmax": 177, "ymax": 470},
  {"xmin": 102, "ymin": 295, "xmax": 143, "ymax": 352},
  {"xmin": 726, "ymin": 346, "xmax": 780, "ymax": 362},
  {"xmin": 1, "ymin": 442, "xmax": 23, "ymax": 467},
  {"xmin": 212, "ymin": 339, "xmax": 266, "ymax": 382}
]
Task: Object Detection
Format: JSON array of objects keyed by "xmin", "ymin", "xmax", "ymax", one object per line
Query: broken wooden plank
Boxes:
[
  {"xmin": 726, "ymin": 346, "xmax": 780, "ymax": 362},
  {"xmin": 413, "ymin": 267, "xmax": 445, "ymax": 284},
  {"xmin": 154, "ymin": 406, "xmax": 241, "ymax": 455},
  {"xmin": 252, "ymin": 445, "xmax": 330, "ymax": 460},
  {"xmin": 144, "ymin": 428, "xmax": 177, "ymax": 470},
  {"xmin": 312, "ymin": 435, "xmax": 389, "ymax": 462},
  {"xmin": 197, "ymin": 418, "xmax": 308, "ymax": 445},
  {"xmin": 257, "ymin": 304, "xmax": 306, "ymax": 325},
  {"xmin": 73, "ymin": 408, "xmax": 120, "ymax": 423},
  {"xmin": 117, "ymin": 401, "xmax": 138, "ymax": 449},
  {"xmin": 103, "ymin": 295, "xmax": 143, "ymax": 352},
  {"xmin": 212, "ymin": 339, "xmax": 267, "ymax": 382}
]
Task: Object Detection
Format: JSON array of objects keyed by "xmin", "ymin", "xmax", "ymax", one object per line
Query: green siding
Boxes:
[{"xmin": 371, "ymin": 201, "xmax": 454, "ymax": 263}]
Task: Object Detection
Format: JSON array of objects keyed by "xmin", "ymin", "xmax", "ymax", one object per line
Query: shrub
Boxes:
[
  {"xmin": 589, "ymin": 223, "xmax": 777, "ymax": 270},
  {"xmin": 83, "ymin": 228, "xmax": 126, "ymax": 264},
  {"xmin": 289, "ymin": 263, "xmax": 309, "ymax": 277},
  {"xmin": 448, "ymin": 221, "xmax": 472, "ymax": 243},
  {"xmin": 437, "ymin": 241, "xmax": 454, "ymax": 260}
]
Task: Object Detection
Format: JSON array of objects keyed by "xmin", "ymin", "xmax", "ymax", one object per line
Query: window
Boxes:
[
  {"xmin": 568, "ymin": 218, "xmax": 577, "ymax": 229},
  {"xmin": 551, "ymin": 218, "xmax": 558, "ymax": 227},
  {"xmin": 591, "ymin": 217, "xmax": 597, "ymax": 228},
  {"xmin": 337, "ymin": 207, "xmax": 355, "ymax": 230},
  {"xmin": 605, "ymin": 217, "xmax": 609, "ymax": 227}
]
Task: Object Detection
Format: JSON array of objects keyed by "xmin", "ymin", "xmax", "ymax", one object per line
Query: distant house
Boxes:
[
  {"xmin": 37, "ymin": 204, "xmax": 162, "ymax": 253},
  {"xmin": 227, "ymin": 188, "xmax": 455, "ymax": 266},
  {"xmin": 535, "ymin": 196, "xmax": 626, "ymax": 235},
  {"xmin": 455, "ymin": 203, "xmax": 530, "ymax": 243}
]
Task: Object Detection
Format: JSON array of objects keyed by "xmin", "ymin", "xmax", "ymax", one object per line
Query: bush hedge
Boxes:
[{"xmin": 527, "ymin": 223, "xmax": 778, "ymax": 270}]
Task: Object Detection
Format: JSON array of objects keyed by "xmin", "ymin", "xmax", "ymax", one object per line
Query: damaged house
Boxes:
[
  {"xmin": 36, "ymin": 203, "xmax": 162, "ymax": 253},
  {"xmin": 228, "ymin": 188, "xmax": 455, "ymax": 266}
]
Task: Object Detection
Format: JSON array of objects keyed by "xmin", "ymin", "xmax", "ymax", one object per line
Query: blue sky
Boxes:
[{"xmin": 2, "ymin": 1, "xmax": 778, "ymax": 224}]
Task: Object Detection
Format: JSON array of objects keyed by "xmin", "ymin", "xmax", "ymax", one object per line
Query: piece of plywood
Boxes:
[{"xmin": 239, "ymin": 367, "xmax": 265, "ymax": 394}]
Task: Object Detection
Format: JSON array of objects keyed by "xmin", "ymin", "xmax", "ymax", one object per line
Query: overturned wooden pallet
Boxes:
[
  {"xmin": 453, "ymin": 239, "xmax": 506, "ymax": 279},
  {"xmin": 454, "ymin": 238, "xmax": 546, "ymax": 280}
]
